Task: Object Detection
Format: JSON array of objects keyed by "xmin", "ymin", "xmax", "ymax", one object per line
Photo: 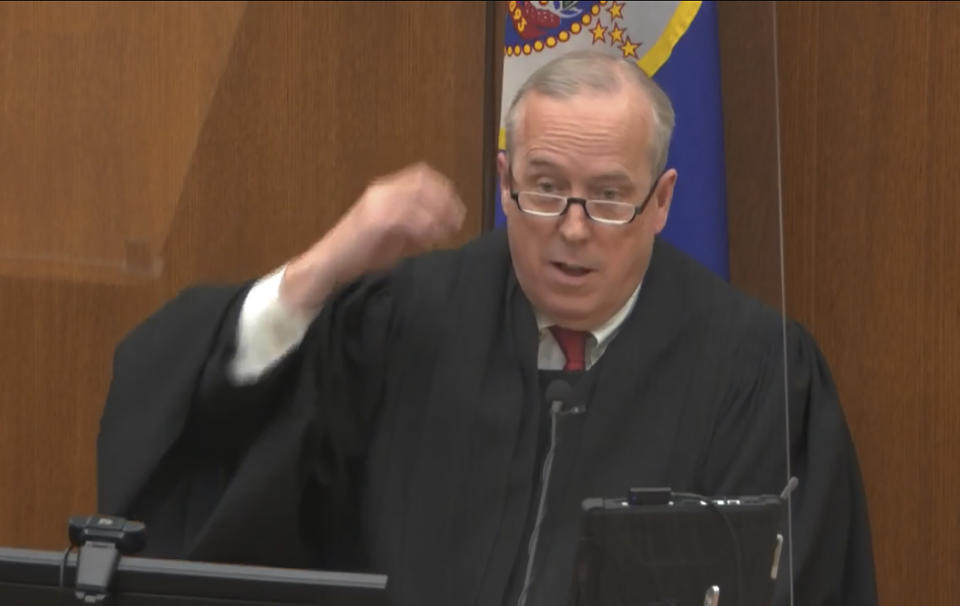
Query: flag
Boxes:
[{"xmin": 495, "ymin": 0, "xmax": 730, "ymax": 280}]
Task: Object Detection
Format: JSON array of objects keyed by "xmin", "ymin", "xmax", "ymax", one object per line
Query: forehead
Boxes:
[{"xmin": 513, "ymin": 89, "xmax": 652, "ymax": 178}]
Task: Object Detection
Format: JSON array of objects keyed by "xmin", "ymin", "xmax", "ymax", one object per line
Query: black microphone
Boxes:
[{"xmin": 545, "ymin": 379, "xmax": 585, "ymax": 415}]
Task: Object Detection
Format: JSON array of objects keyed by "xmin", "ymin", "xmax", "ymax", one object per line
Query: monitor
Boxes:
[{"xmin": 569, "ymin": 492, "xmax": 786, "ymax": 606}]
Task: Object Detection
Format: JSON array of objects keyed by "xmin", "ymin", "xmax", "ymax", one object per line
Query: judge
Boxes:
[{"xmin": 97, "ymin": 50, "xmax": 877, "ymax": 605}]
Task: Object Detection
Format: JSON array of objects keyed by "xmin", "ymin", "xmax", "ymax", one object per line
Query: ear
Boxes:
[
  {"xmin": 497, "ymin": 151, "xmax": 511, "ymax": 216},
  {"xmin": 652, "ymin": 168, "xmax": 678, "ymax": 234}
]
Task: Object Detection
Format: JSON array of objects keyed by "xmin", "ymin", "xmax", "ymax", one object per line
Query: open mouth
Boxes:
[{"xmin": 551, "ymin": 261, "xmax": 592, "ymax": 277}]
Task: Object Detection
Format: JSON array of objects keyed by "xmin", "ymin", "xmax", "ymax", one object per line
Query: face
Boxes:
[{"xmin": 499, "ymin": 87, "xmax": 678, "ymax": 331}]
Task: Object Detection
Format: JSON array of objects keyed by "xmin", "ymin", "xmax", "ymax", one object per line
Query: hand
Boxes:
[{"xmin": 280, "ymin": 163, "xmax": 466, "ymax": 312}]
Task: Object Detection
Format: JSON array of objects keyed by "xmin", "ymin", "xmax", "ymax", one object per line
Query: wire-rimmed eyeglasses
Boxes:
[{"xmin": 508, "ymin": 172, "xmax": 661, "ymax": 225}]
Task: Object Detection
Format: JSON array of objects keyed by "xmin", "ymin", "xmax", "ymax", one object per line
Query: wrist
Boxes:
[{"xmin": 279, "ymin": 235, "xmax": 353, "ymax": 314}]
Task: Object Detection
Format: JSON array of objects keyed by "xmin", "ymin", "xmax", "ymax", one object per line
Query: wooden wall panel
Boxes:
[
  {"xmin": 0, "ymin": 1, "xmax": 246, "ymax": 282},
  {"xmin": 717, "ymin": 1, "xmax": 784, "ymax": 311},
  {"xmin": 777, "ymin": 2, "xmax": 960, "ymax": 603},
  {"xmin": 158, "ymin": 1, "xmax": 488, "ymax": 285},
  {"xmin": 0, "ymin": 1, "xmax": 490, "ymax": 550}
]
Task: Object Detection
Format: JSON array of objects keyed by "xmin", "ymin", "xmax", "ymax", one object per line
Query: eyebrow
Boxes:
[{"xmin": 586, "ymin": 171, "xmax": 635, "ymax": 186}]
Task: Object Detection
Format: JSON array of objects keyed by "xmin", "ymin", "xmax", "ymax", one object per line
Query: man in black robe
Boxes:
[{"xmin": 97, "ymin": 50, "xmax": 877, "ymax": 605}]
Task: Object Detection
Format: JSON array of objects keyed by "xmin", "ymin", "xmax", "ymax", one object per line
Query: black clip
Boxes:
[{"xmin": 68, "ymin": 515, "xmax": 146, "ymax": 603}]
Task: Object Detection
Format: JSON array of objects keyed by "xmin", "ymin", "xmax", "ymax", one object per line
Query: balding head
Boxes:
[{"xmin": 504, "ymin": 50, "xmax": 675, "ymax": 183}]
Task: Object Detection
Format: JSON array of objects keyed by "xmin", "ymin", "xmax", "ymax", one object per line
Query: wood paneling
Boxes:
[
  {"xmin": 0, "ymin": 1, "xmax": 246, "ymax": 283},
  {"xmin": 777, "ymin": 2, "xmax": 960, "ymax": 603},
  {"xmin": 158, "ymin": 1, "xmax": 488, "ymax": 285},
  {"xmin": 717, "ymin": 1, "xmax": 784, "ymax": 311},
  {"xmin": 0, "ymin": 1, "xmax": 490, "ymax": 549},
  {"xmin": 481, "ymin": 1, "xmax": 503, "ymax": 231}
]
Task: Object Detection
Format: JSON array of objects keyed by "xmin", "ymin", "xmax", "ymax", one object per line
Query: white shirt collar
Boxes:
[{"xmin": 534, "ymin": 280, "xmax": 643, "ymax": 352}]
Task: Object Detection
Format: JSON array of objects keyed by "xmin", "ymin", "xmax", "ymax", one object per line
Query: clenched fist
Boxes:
[{"xmin": 280, "ymin": 163, "xmax": 466, "ymax": 313}]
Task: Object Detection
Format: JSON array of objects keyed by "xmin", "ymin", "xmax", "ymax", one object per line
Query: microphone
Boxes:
[
  {"xmin": 545, "ymin": 379, "xmax": 585, "ymax": 415},
  {"xmin": 779, "ymin": 476, "xmax": 800, "ymax": 501}
]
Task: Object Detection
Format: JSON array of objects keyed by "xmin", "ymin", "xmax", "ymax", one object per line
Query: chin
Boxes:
[{"xmin": 538, "ymin": 296, "xmax": 600, "ymax": 329}]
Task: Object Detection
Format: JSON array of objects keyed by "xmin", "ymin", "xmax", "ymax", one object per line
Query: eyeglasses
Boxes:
[{"xmin": 508, "ymin": 173, "xmax": 661, "ymax": 226}]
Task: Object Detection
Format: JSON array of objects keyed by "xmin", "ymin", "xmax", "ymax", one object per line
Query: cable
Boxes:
[
  {"xmin": 671, "ymin": 492, "xmax": 744, "ymax": 606},
  {"xmin": 768, "ymin": 0, "xmax": 796, "ymax": 604},
  {"xmin": 58, "ymin": 545, "xmax": 73, "ymax": 606}
]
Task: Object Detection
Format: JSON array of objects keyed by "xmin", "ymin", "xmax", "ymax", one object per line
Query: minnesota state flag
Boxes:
[{"xmin": 496, "ymin": 0, "xmax": 729, "ymax": 280}]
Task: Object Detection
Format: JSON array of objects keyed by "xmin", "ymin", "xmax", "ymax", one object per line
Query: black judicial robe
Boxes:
[{"xmin": 97, "ymin": 230, "xmax": 877, "ymax": 606}]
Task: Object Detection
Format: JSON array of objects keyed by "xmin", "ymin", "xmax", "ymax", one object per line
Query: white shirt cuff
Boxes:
[{"xmin": 228, "ymin": 265, "xmax": 317, "ymax": 385}]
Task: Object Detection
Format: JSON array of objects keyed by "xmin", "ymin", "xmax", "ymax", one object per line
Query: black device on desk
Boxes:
[
  {"xmin": 569, "ymin": 487, "xmax": 788, "ymax": 606},
  {"xmin": 0, "ymin": 515, "xmax": 388, "ymax": 605}
]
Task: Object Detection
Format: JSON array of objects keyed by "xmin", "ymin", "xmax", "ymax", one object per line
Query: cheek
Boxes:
[
  {"xmin": 511, "ymin": 219, "xmax": 550, "ymax": 259},
  {"xmin": 598, "ymin": 232, "xmax": 648, "ymax": 281},
  {"xmin": 508, "ymin": 222, "xmax": 541, "ymax": 275},
  {"xmin": 509, "ymin": 221, "xmax": 559, "ymax": 298}
]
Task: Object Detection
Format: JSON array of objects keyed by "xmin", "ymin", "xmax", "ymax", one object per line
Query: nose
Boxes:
[{"xmin": 558, "ymin": 201, "xmax": 591, "ymax": 243}]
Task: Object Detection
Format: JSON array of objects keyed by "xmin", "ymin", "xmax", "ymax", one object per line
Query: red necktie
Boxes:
[{"xmin": 550, "ymin": 326, "xmax": 588, "ymax": 371}]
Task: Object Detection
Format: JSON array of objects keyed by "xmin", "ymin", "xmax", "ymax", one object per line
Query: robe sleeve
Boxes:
[
  {"xmin": 96, "ymin": 272, "xmax": 396, "ymax": 570},
  {"xmin": 702, "ymin": 319, "xmax": 878, "ymax": 606}
]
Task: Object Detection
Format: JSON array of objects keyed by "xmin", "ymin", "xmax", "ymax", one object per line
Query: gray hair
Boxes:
[{"xmin": 504, "ymin": 49, "xmax": 675, "ymax": 182}]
